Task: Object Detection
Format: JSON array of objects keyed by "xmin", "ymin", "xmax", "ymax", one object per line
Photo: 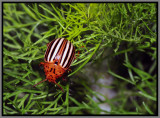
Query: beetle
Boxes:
[{"xmin": 33, "ymin": 38, "xmax": 75, "ymax": 92}]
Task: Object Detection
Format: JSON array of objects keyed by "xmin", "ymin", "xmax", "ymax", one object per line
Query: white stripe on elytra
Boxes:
[
  {"xmin": 60, "ymin": 41, "xmax": 70, "ymax": 66},
  {"xmin": 63, "ymin": 43, "xmax": 73, "ymax": 68},
  {"xmin": 50, "ymin": 38, "xmax": 64, "ymax": 62},
  {"xmin": 47, "ymin": 38, "xmax": 60, "ymax": 61}
]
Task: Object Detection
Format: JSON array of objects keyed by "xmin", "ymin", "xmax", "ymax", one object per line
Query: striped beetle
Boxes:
[{"xmin": 34, "ymin": 38, "xmax": 75, "ymax": 92}]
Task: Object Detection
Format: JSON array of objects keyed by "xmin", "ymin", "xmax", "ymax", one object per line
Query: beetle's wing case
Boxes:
[
  {"xmin": 44, "ymin": 38, "xmax": 60, "ymax": 62},
  {"xmin": 44, "ymin": 38, "xmax": 75, "ymax": 69},
  {"xmin": 61, "ymin": 41, "xmax": 75, "ymax": 69}
]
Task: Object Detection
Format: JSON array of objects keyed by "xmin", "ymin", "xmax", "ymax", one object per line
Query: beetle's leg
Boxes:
[
  {"xmin": 33, "ymin": 78, "xmax": 47, "ymax": 87},
  {"xmin": 61, "ymin": 72, "xmax": 68, "ymax": 82},
  {"xmin": 54, "ymin": 81, "xmax": 64, "ymax": 92},
  {"xmin": 39, "ymin": 62, "xmax": 45, "ymax": 66},
  {"xmin": 75, "ymin": 46, "xmax": 84, "ymax": 59},
  {"xmin": 62, "ymin": 77, "xmax": 67, "ymax": 82},
  {"xmin": 74, "ymin": 52, "xmax": 79, "ymax": 59},
  {"xmin": 68, "ymin": 69, "xmax": 72, "ymax": 72}
]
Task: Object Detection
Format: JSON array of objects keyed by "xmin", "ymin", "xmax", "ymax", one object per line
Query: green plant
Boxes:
[{"xmin": 3, "ymin": 3, "xmax": 157, "ymax": 115}]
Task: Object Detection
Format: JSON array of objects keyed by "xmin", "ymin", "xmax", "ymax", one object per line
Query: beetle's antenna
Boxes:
[{"xmin": 33, "ymin": 78, "xmax": 48, "ymax": 87}]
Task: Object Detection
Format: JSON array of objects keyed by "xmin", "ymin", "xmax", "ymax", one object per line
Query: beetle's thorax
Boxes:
[{"xmin": 42, "ymin": 61, "xmax": 66, "ymax": 82}]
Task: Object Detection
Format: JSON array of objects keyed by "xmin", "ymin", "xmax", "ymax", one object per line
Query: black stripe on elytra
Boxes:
[
  {"xmin": 45, "ymin": 40, "xmax": 55, "ymax": 61},
  {"xmin": 65, "ymin": 46, "xmax": 75, "ymax": 68},
  {"xmin": 54, "ymin": 39, "xmax": 66, "ymax": 61},
  {"xmin": 59, "ymin": 40, "xmax": 68, "ymax": 63},
  {"xmin": 62, "ymin": 41, "xmax": 71, "ymax": 67},
  {"xmin": 49, "ymin": 39, "xmax": 61, "ymax": 61}
]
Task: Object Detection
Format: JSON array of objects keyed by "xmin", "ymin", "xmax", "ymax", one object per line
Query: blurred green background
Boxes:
[{"xmin": 3, "ymin": 3, "xmax": 157, "ymax": 115}]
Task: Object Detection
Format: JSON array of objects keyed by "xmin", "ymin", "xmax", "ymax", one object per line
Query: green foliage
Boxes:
[{"xmin": 3, "ymin": 3, "xmax": 157, "ymax": 115}]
